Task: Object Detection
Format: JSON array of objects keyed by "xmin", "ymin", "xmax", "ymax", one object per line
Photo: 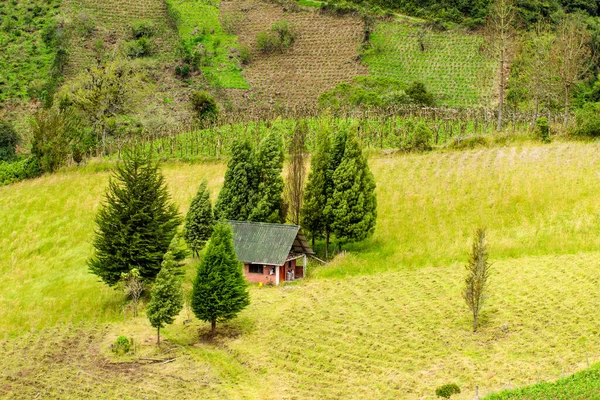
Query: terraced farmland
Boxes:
[
  {"xmin": 364, "ymin": 23, "xmax": 495, "ymax": 108},
  {"xmin": 221, "ymin": 0, "xmax": 367, "ymax": 108}
]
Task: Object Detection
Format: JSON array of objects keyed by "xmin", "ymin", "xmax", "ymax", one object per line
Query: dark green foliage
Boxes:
[
  {"xmin": 191, "ymin": 224, "xmax": 250, "ymax": 335},
  {"xmin": 147, "ymin": 266, "xmax": 184, "ymax": 344},
  {"xmin": 124, "ymin": 37, "xmax": 153, "ymax": 58},
  {"xmin": 0, "ymin": 156, "xmax": 41, "ymax": 186},
  {"xmin": 301, "ymin": 124, "xmax": 332, "ymax": 243},
  {"xmin": 184, "ymin": 180, "xmax": 215, "ymax": 257},
  {"xmin": 190, "ymin": 91, "xmax": 219, "ymax": 123},
  {"xmin": 214, "ymin": 139, "xmax": 257, "ymax": 221},
  {"xmin": 405, "ymin": 122, "xmax": 433, "ymax": 151},
  {"xmin": 249, "ymin": 132, "xmax": 285, "ymax": 223},
  {"xmin": 484, "ymin": 363, "xmax": 600, "ymax": 399},
  {"xmin": 111, "ymin": 336, "xmax": 132, "ymax": 355},
  {"xmin": 330, "ymin": 130, "xmax": 377, "ymax": 247},
  {"xmin": 0, "ymin": 121, "xmax": 19, "ymax": 162},
  {"xmin": 256, "ymin": 20, "xmax": 296, "ymax": 53},
  {"xmin": 89, "ymin": 150, "xmax": 181, "ymax": 286},
  {"xmin": 406, "ymin": 81, "xmax": 436, "ymax": 107},
  {"xmin": 30, "ymin": 109, "xmax": 81, "ymax": 173},
  {"xmin": 131, "ymin": 20, "xmax": 156, "ymax": 39},
  {"xmin": 536, "ymin": 117, "xmax": 551, "ymax": 142},
  {"xmin": 239, "ymin": 45, "xmax": 251, "ymax": 65},
  {"xmin": 436, "ymin": 383, "xmax": 461, "ymax": 398},
  {"xmin": 319, "ymin": 77, "xmax": 434, "ymax": 110},
  {"xmin": 573, "ymin": 102, "xmax": 600, "ymax": 137}
]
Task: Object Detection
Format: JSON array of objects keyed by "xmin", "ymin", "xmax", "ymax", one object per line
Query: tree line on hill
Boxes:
[{"xmin": 88, "ymin": 125, "xmax": 377, "ymax": 339}]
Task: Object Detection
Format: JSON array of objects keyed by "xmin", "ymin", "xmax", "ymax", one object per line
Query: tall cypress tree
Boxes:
[
  {"xmin": 301, "ymin": 123, "xmax": 331, "ymax": 245},
  {"xmin": 191, "ymin": 224, "xmax": 249, "ymax": 336},
  {"xmin": 330, "ymin": 129, "xmax": 377, "ymax": 248},
  {"xmin": 323, "ymin": 129, "xmax": 347, "ymax": 256},
  {"xmin": 147, "ymin": 266, "xmax": 184, "ymax": 345},
  {"xmin": 184, "ymin": 180, "xmax": 214, "ymax": 257},
  {"xmin": 89, "ymin": 149, "xmax": 181, "ymax": 286},
  {"xmin": 249, "ymin": 132, "xmax": 285, "ymax": 223},
  {"xmin": 214, "ymin": 139, "xmax": 256, "ymax": 221}
]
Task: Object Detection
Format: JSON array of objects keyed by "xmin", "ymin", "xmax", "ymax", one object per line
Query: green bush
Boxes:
[
  {"xmin": 536, "ymin": 117, "xmax": 550, "ymax": 143},
  {"xmin": 447, "ymin": 135, "xmax": 490, "ymax": 150},
  {"xmin": 407, "ymin": 81, "xmax": 436, "ymax": 107},
  {"xmin": 0, "ymin": 120, "xmax": 20, "ymax": 162},
  {"xmin": 190, "ymin": 91, "xmax": 219, "ymax": 122},
  {"xmin": 0, "ymin": 157, "xmax": 41, "ymax": 186},
  {"xmin": 175, "ymin": 64, "xmax": 191, "ymax": 78},
  {"xmin": 111, "ymin": 335, "xmax": 131, "ymax": 355},
  {"xmin": 435, "ymin": 383, "xmax": 461, "ymax": 398},
  {"xmin": 573, "ymin": 103, "xmax": 600, "ymax": 137},
  {"xmin": 131, "ymin": 20, "xmax": 156, "ymax": 39},
  {"xmin": 239, "ymin": 45, "xmax": 251, "ymax": 65},
  {"xmin": 405, "ymin": 122, "xmax": 432, "ymax": 152},
  {"xmin": 124, "ymin": 37, "xmax": 153, "ymax": 58},
  {"xmin": 256, "ymin": 20, "xmax": 296, "ymax": 53}
]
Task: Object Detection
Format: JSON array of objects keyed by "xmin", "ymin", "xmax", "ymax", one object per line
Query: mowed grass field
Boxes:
[{"xmin": 1, "ymin": 142, "xmax": 600, "ymax": 398}]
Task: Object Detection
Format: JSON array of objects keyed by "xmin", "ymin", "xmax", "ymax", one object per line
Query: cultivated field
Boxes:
[
  {"xmin": 221, "ymin": 0, "xmax": 367, "ymax": 108},
  {"xmin": 363, "ymin": 23, "xmax": 495, "ymax": 108},
  {"xmin": 1, "ymin": 142, "xmax": 600, "ymax": 398}
]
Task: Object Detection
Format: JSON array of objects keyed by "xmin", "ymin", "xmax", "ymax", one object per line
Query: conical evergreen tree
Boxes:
[
  {"xmin": 214, "ymin": 139, "xmax": 257, "ymax": 221},
  {"xmin": 330, "ymin": 129, "xmax": 377, "ymax": 248},
  {"xmin": 191, "ymin": 224, "xmax": 249, "ymax": 336},
  {"xmin": 322, "ymin": 129, "xmax": 347, "ymax": 255},
  {"xmin": 147, "ymin": 266, "xmax": 184, "ymax": 345},
  {"xmin": 184, "ymin": 180, "xmax": 214, "ymax": 257},
  {"xmin": 89, "ymin": 149, "xmax": 181, "ymax": 286},
  {"xmin": 249, "ymin": 132, "xmax": 285, "ymax": 223},
  {"xmin": 301, "ymin": 123, "xmax": 331, "ymax": 245}
]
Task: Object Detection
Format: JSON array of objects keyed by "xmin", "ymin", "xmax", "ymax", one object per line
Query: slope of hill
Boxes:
[
  {"xmin": 2, "ymin": 142, "xmax": 600, "ymax": 398},
  {"xmin": 363, "ymin": 22, "xmax": 495, "ymax": 108}
]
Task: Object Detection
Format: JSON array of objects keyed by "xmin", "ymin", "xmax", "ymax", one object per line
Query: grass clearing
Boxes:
[
  {"xmin": 1, "ymin": 142, "xmax": 600, "ymax": 397},
  {"xmin": 363, "ymin": 22, "xmax": 495, "ymax": 107},
  {"xmin": 167, "ymin": 0, "xmax": 249, "ymax": 89}
]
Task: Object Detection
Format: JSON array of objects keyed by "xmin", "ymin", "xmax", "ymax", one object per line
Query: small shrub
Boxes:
[
  {"xmin": 124, "ymin": 37, "xmax": 153, "ymax": 58},
  {"xmin": 405, "ymin": 122, "xmax": 432, "ymax": 151},
  {"xmin": 256, "ymin": 20, "xmax": 296, "ymax": 53},
  {"xmin": 239, "ymin": 45, "xmax": 251, "ymax": 65},
  {"xmin": 112, "ymin": 335, "xmax": 131, "ymax": 355},
  {"xmin": 435, "ymin": 383, "xmax": 461, "ymax": 398},
  {"xmin": 407, "ymin": 81, "xmax": 436, "ymax": 106},
  {"xmin": 536, "ymin": 117, "xmax": 550, "ymax": 143},
  {"xmin": 175, "ymin": 64, "xmax": 191, "ymax": 78},
  {"xmin": 190, "ymin": 91, "xmax": 219, "ymax": 122},
  {"xmin": 0, "ymin": 120, "xmax": 20, "ymax": 162},
  {"xmin": 131, "ymin": 19, "xmax": 156, "ymax": 39},
  {"xmin": 447, "ymin": 135, "xmax": 490, "ymax": 150},
  {"xmin": 0, "ymin": 157, "xmax": 41, "ymax": 186}
]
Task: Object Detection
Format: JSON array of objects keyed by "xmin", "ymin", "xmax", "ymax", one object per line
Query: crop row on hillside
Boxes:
[
  {"xmin": 0, "ymin": 0, "xmax": 61, "ymax": 104},
  {"xmin": 363, "ymin": 23, "xmax": 496, "ymax": 108}
]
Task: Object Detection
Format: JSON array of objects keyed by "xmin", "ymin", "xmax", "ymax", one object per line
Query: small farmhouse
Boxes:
[{"xmin": 228, "ymin": 220, "xmax": 315, "ymax": 286}]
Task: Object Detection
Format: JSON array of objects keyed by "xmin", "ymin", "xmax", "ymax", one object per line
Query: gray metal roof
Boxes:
[{"xmin": 227, "ymin": 220, "xmax": 315, "ymax": 266}]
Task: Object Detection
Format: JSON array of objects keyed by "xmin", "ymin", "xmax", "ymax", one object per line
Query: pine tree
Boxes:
[
  {"xmin": 214, "ymin": 139, "xmax": 257, "ymax": 221},
  {"xmin": 147, "ymin": 266, "xmax": 184, "ymax": 345},
  {"xmin": 184, "ymin": 180, "xmax": 214, "ymax": 257},
  {"xmin": 249, "ymin": 132, "xmax": 285, "ymax": 223},
  {"xmin": 323, "ymin": 129, "xmax": 348, "ymax": 256},
  {"xmin": 89, "ymin": 149, "xmax": 181, "ymax": 286},
  {"xmin": 330, "ymin": 129, "xmax": 377, "ymax": 248},
  {"xmin": 301, "ymin": 122, "xmax": 331, "ymax": 247},
  {"xmin": 191, "ymin": 224, "xmax": 249, "ymax": 336}
]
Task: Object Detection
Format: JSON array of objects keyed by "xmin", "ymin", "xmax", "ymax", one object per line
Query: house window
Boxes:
[{"xmin": 248, "ymin": 264, "xmax": 263, "ymax": 274}]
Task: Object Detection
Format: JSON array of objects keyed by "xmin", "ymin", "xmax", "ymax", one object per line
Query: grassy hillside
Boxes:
[
  {"xmin": 485, "ymin": 363, "xmax": 600, "ymax": 399},
  {"xmin": 0, "ymin": 0, "xmax": 61, "ymax": 104},
  {"xmin": 363, "ymin": 22, "xmax": 495, "ymax": 108},
  {"xmin": 2, "ymin": 142, "xmax": 600, "ymax": 398}
]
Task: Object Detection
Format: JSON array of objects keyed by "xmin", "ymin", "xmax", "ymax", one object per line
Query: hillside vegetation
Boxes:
[{"xmin": 2, "ymin": 142, "xmax": 600, "ymax": 398}]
